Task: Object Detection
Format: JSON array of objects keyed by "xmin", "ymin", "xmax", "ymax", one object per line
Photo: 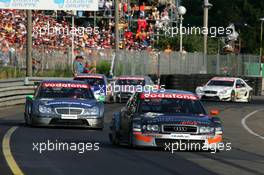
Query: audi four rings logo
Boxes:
[{"xmin": 173, "ymin": 126, "xmax": 187, "ymax": 131}]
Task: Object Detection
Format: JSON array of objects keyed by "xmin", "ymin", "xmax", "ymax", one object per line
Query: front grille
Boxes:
[
  {"xmin": 49, "ymin": 119, "xmax": 88, "ymax": 126},
  {"xmin": 55, "ymin": 108, "xmax": 83, "ymax": 115},
  {"xmin": 201, "ymin": 96, "xmax": 220, "ymax": 100},
  {"xmin": 204, "ymin": 90, "xmax": 217, "ymax": 94},
  {"xmin": 155, "ymin": 139, "xmax": 205, "ymax": 149},
  {"xmin": 162, "ymin": 125, "xmax": 197, "ymax": 133},
  {"xmin": 120, "ymin": 92, "xmax": 133, "ymax": 98}
]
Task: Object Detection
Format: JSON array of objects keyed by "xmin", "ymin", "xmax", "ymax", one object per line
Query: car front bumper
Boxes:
[
  {"xmin": 197, "ymin": 93, "xmax": 231, "ymax": 101},
  {"xmin": 31, "ymin": 115, "xmax": 104, "ymax": 128},
  {"xmin": 131, "ymin": 132, "xmax": 223, "ymax": 150}
]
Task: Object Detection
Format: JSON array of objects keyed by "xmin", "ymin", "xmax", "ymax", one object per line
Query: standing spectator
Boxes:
[
  {"xmin": 137, "ymin": 16, "xmax": 147, "ymax": 33},
  {"xmin": 98, "ymin": 0, "xmax": 105, "ymax": 9},
  {"xmin": 104, "ymin": 0, "xmax": 113, "ymax": 17},
  {"xmin": 73, "ymin": 55, "xmax": 85, "ymax": 75},
  {"xmin": 139, "ymin": 2, "xmax": 145, "ymax": 18}
]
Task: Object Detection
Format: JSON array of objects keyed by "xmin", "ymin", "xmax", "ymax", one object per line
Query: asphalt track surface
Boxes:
[{"xmin": 0, "ymin": 98, "xmax": 264, "ymax": 175}]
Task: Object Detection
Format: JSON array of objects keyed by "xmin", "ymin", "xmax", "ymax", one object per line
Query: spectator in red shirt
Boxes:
[{"xmin": 137, "ymin": 16, "xmax": 147, "ymax": 33}]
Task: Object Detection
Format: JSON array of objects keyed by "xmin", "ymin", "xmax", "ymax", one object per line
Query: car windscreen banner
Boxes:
[
  {"xmin": 42, "ymin": 83, "xmax": 89, "ymax": 89},
  {"xmin": 140, "ymin": 93, "xmax": 198, "ymax": 100},
  {"xmin": 0, "ymin": 0, "xmax": 98, "ymax": 11}
]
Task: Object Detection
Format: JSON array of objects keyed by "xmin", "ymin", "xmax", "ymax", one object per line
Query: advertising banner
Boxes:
[{"xmin": 0, "ymin": 0, "xmax": 98, "ymax": 11}]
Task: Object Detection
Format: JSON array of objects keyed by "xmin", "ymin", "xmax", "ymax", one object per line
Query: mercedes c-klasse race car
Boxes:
[
  {"xmin": 24, "ymin": 80, "xmax": 105, "ymax": 129},
  {"xmin": 195, "ymin": 77, "xmax": 253, "ymax": 102},
  {"xmin": 111, "ymin": 76, "xmax": 155, "ymax": 103},
  {"xmin": 74, "ymin": 74, "xmax": 108, "ymax": 102},
  {"xmin": 109, "ymin": 90, "xmax": 223, "ymax": 151}
]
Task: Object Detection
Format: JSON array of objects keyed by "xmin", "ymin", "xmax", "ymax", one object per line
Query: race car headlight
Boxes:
[
  {"xmin": 39, "ymin": 105, "xmax": 52, "ymax": 114},
  {"xmin": 196, "ymin": 88, "xmax": 203, "ymax": 94},
  {"xmin": 132, "ymin": 123, "xmax": 142, "ymax": 131},
  {"xmin": 94, "ymin": 90, "xmax": 105, "ymax": 95},
  {"xmin": 83, "ymin": 107, "xmax": 99, "ymax": 115},
  {"xmin": 199, "ymin": 126, "xmax": 214, "ymax": 134},
  {"xmin": 144, "ymin": 125, "xmax": 160, "ymax": 132},
  {"xmin": 219, "ymin": 90, "xmax": 227, "ymax": 94}
]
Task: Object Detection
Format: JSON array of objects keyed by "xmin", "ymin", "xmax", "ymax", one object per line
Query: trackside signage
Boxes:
[
  {"xmin": 140, "ymin": 93, "xmax": 198, "ymax": 100},
  {"xmin": 43, "ymin": 83, "xmax": 89, "ymax": 89},
  {"xmin": 0, "ymin": 0, "xmax": 98, "ymax": 11}
]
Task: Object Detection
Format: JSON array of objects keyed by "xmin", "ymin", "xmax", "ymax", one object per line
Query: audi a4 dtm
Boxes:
[{"xmin": 109, "ymin": 90, "xmax": 223, "ymax": 150}]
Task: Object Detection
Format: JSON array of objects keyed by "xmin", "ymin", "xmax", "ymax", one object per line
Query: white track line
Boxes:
[{"xmin": 241, "ymin": 109, "xmax": 264, "ymax": 140}]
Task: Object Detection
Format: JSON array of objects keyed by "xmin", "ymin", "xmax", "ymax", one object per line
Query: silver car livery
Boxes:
[
  {"xmin": 196, "ymin": 77, "xmax": 253, "ymax": 102},
  {"xmin": 24, "ymin": 80, "xmax": 105, "ymax": 129}
]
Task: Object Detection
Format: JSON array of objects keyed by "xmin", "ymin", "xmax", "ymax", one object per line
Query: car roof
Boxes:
[
  {"xmin": 211, "ymin": 77, "xmax": 238, "ymax": 81},
  {"xmin": 117, "ymin": 75, "xmax": 147, "ymax": 79}
]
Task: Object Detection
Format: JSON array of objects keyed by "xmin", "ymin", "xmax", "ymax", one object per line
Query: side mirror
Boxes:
[
  {"xmin": 97, "ymin": 96, "xmax": 105, "ymax": 103},
  {"xmin": 26, "ymin": 95, "xmax": 34, "ymax": 100},
  {"xmin": 210, "ymin": 109, "xmax": 220, "ymax": 116}
]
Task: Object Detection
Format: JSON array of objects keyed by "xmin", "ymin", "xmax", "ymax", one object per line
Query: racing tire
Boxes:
[
  {"xmin": 230, "ymin": 91, "xmax": 236, "ymax": 102},
  {"xmin": 109, "ymin": 127, "xmax": 120, "ymax": 145},
  {"xmin": 24, "ymin": 105, "xmax": 33, "ymax": 126},
  {"xmin": 129, "ymin": 130, "xmax": 136, "ymax": 148},
  {"xmin": 247, "ymin": 91, "xmax": 253, "ymax": 103}
]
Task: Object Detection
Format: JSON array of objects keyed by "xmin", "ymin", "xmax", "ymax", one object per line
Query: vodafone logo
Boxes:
[
  {"xmin": 141, "ymin": 93, "xmax": 198, "ymax": 100},
  {"xmin": 43, "ymin": 83, "xmax": 89, "ymax": 89}
]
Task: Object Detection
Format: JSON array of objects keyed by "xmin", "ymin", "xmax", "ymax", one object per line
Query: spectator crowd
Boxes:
[{"xmin": 0, "ymin": 0, "xmax": 178, "ymax": 53}]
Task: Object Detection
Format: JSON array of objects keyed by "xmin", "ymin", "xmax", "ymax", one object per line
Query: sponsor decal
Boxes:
[
  {"xmin": 46, "ymin": 101, "xmax": 92, "ymax": 107},
  {"xmin": 42, "ymin": 83, "xmax": 89, "ymax": 89},
  {"xmin": 145, "ymin": 117, "xmax": 210, "ymax": 125},
  {"xmin": 212, "ymin": 77, "xmax": 235, "ymax": 82},
  {"xmin": 0, "ymin": 0, "xmax": 98, "ymax": 11},
  {"xmin": 76, "ymin": 75, "xmax": 103, "ymax": 79},
  {"xmin": 179, "ymin": 121, "xmax": 198, "ymax": 125},
  {"xmin": 118, "ymin": 77, "xmax": 145, "ymax": 80},
  {"xmin": 140, "ymin": 93, "xmax": 198, "ymax": 100}
]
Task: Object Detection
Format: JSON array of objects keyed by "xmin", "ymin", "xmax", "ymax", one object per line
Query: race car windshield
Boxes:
[
  {"xmin": 37, "ymin": 86, "xmax": 94, "ymax": 99},
  {"xmin": 139, "ymin": 99, "xmax": 206, "ymax": 115},
  {"xmin": 75, "ymin": 78, "xmax": 104, "ymax": 86},
  {"xmin": 207, "ymin": 80, "xmax": 234, "ymax": 87},
  {"xmin": 116, "ymin": 79, "xmax": 145, "ymax": 86}
]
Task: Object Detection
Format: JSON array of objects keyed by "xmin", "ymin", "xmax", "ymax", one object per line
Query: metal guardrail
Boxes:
[{"xmin": 0, "ymin": 77, "xmax": 72, "ymax": 108}]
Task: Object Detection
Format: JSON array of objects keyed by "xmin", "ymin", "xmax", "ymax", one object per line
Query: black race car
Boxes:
[
  {"xmin": 109, "ymin": 90, "xmax": 223, "ymax": 150},
  {"xmin": 24, "ymin": 80, "xmax": 105, "ymax": 129}
]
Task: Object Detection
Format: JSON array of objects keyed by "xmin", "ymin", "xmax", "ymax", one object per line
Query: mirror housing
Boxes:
[
  {"xmin": 210, "ymin": 109, "xmax": 220, "ymax": 116},
  {"xmin": 26, "ymin": 95, "xmax": 34, "ymax": 100}
]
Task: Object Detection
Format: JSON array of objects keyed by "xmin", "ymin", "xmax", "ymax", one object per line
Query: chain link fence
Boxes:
[
  {"xmin": 0, "ymin": 47, "xmax": 114, "ymax": 72},
  {"xmin": 114, "ymin": 51, "xmax": 261, "ymax": 77},
  {"xmin": 0, "ymin": 47, "xmax": 261, "ymax": 77}
]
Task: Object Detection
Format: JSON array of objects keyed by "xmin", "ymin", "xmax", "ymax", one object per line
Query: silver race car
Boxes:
[
  {"xmin": 24, "ymin": 80, "xmax": 105, "ymax": 129},
  {"xmin": 196, "ymin": 77, "xmax": 253, "ymax": 102}
]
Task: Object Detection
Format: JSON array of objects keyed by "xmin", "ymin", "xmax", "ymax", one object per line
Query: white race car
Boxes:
[{"xmin": 195, "ymin": 77, "xmax": 253, "ymax": 102}]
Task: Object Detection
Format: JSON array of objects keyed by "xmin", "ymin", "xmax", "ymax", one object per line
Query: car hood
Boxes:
[
  {"xmin": 139, "ymin": 113, "xmax": 212, "ymax": 126},
  {"xmin": 202, "ymin": 86, "xmax": 232, "ymax": 91},
  {"xmin": 36, "ymin": 98, "xmax": 98, "ymax": 108}
]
